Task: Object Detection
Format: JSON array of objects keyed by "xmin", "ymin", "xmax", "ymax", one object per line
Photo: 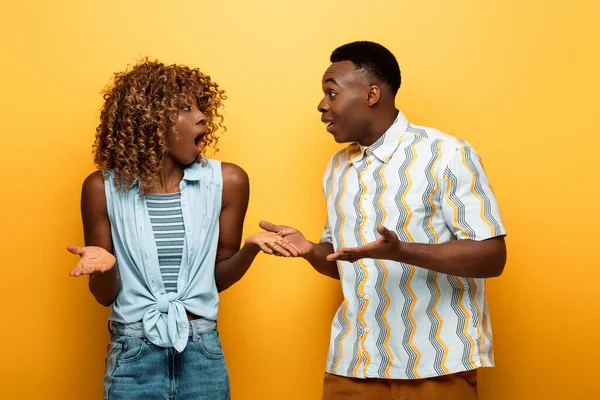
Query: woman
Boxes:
[{"xmin": 67, "ymin": 59, "xmax": 298, "ymax": 399}]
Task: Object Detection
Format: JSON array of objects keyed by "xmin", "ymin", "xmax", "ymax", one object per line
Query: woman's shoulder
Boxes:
[
  {"xmin": 82, "ymin": 170, "xmax": 106, "ymax": 195},
  {"xmin": 220, "ymin": 162, "xmax": 248, "ymax": 186},
  {"xmin": 194, "ymin": 158, "xmax": 248, "ymax": 185}
]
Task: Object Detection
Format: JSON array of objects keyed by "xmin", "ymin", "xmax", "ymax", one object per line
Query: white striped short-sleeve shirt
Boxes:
[{"xmin": 320, "ymin": 110, "xmax": 505, "ymax": 379}]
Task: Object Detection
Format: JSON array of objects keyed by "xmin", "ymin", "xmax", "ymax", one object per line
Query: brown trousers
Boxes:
[{"xmin": 322, "ymin": 370, "xmax": 478, "ymax": 400}]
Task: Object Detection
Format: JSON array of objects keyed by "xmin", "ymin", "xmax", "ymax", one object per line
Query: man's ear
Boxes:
[{"xmin": 367, "ymin": 85, "xmax": 381, "ymax": 107}]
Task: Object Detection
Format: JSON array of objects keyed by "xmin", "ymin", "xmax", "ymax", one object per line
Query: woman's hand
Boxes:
[
  {"xmin": 245, "ymin": 232, "xmax": 301, "ymax": 257},
  {"xmin": 67, "ymin": 245, "xmax": 116, "ymax": 277}
]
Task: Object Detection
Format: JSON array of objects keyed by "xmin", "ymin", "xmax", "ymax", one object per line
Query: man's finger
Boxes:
[
  {"xmin": 327, "ymin": 255, "xmax": 351, "ymax": 262},
  {"xmin": 258, "ymin": 243, "xmax": 274, "ymax": 254},
  {"xmin": 278, "ymin": 241, "xmax": 299, "ymax": 257},
  {"xmin": 326, "ymin": 253, "xmax": 341, "ymax": 261},
  {"xmin": 259, "ymin": 221, "xmax": 285, "ymax": 233},
  {"xmin": 377, "ymin": 225, "xmax": 394, "ymax": 238},
  {"xmin": 377, "ymin": 225, "xmax": 397, "ymax": 241},
  {"xmin": 281, "ymin": 239, "xmax": 301, "ymax": 254},
  {"xmin": 266, "ymin": 242, "xmax": 291, "ymax": 257}
]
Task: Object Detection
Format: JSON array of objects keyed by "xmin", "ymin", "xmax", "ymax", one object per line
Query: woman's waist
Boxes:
[
  {"xmin": 109, "ymin": 294, "xmax": 219, "ymax": 324},
  {"xmin": 110, "ymin": 316, "xmax": 217, "ymax": 339}
]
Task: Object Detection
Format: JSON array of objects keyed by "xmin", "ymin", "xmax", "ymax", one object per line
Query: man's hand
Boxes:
[
  {"xmin": 326, "ymin": 225, "xmax": 400, "ymax": 263},
  {"xmin": 259, "ymin": 221, "xmax": 313, "ymax": 257},
  {"xmin": 67, "ymin": 245, "xmax": 116, "ymax": 277}
]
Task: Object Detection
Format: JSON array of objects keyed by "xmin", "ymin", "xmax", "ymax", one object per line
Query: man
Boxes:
[{"xmin": 261, "ymin": 41, "xmax": 506, "ymax": 399}]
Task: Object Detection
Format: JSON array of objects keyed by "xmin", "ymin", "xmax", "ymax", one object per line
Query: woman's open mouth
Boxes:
[{"xmin": 194, "ymin": 133, "xmax": 205, "ymax": 151}]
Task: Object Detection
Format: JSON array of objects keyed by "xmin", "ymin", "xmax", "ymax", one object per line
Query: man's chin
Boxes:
[{"xmin": 332, "ymin": 133, "xmax": 350, "ymax": 143}]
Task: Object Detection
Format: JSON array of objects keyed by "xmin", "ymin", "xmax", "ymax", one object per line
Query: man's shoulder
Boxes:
[
  {"xmin": 324, "ymin": 146, "xmax": 352, "ymax": 166},
  {"xmin": 320, "ymin": 147, "xmax": 353, "ymax": 184},
  {"xmin": 407, "ymin": 123, "xmax": 472, "ymax": 152}
]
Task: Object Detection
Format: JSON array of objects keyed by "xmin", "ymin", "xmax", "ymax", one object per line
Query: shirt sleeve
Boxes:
[
  {"xmin": 440, "ymin": 146, "xmax": 506, "ymax": 240},
  {"xmin": 320, "ymin": 218, "xmax": 333, "ymax": 244}
]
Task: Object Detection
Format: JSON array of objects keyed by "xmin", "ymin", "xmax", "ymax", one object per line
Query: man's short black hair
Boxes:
[{"xmin": 330, "ymin": 41, "xmax": 401, "ymax": 95}]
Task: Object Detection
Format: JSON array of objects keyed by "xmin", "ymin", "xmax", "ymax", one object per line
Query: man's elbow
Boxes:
[
  {"xmin": 487, "ymin": 261, "xmax": 505, "ymax": 278},
  {"xmin": 487, "ymin": 247, "xmax": 507, "ymax": 278},
  {"xmin": 482, "ymin": 236, "xmax": 507, "ymax": 278}
]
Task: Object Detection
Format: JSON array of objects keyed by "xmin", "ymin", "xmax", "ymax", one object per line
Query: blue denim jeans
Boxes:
[{"xmin": 103, "ymin": 319, "xmax": 230, "ymax": 400}]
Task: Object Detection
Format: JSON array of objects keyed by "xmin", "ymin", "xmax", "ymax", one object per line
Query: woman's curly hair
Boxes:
[{"xmin": 93, "ymin": 58, "xmax": 226, "ymax": 192}]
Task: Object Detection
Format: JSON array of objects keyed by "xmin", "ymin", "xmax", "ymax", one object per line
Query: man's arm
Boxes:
[
  {"xmin": 398, "ymin": 236, "xmax": 506, "ymax": 277},
  {"xmin": 327, "ymin": 225, "xmax": 505, "ymax": 278},
  {"xmin": 259, "ymin": 221, "xmax": 340, "ymax": 279},
  {"xmin": 304, "ymin": 241, "xmax": 339, "ymax": 279}
]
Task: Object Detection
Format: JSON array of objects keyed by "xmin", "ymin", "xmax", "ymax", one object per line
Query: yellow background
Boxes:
[{"xmin": 1, "ymin": 1, "xmax": 598, "ymax": 399}]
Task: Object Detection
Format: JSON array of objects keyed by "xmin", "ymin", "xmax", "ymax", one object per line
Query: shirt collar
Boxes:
[
  {"xmin": 346, "ymin": 109, "xmax": 409, "ymax": 165},
  {"xmin": 181, "ymin": 159, "xmax": 205, "ymax": 182},
  {"xmin": 130, "ymin": 159, "xmax": 206, "ymax": 186}
]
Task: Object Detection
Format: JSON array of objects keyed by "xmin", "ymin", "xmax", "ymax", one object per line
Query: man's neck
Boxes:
[{"xmin": 358, "ymin": 108, "xmax": 399, "ymax": 147}]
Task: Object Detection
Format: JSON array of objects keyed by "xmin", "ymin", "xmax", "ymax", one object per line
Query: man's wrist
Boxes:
[
  {"xmin": 393, "ymin": 240, "xmax": 408, "ymax": 263},
  {"xmin": 302, "ymin": 241, "xmax": 318, "ymax": 260}
]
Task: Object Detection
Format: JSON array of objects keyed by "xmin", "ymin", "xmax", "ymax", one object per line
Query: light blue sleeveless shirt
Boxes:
[{"xmin": 104, "ymin": 159, "xmax": 222, "ymax": 352}]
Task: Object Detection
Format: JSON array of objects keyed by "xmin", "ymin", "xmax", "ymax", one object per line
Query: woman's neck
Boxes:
[{"xmin": 145, "ymin": 157, "xmax": 185, "ymax": 194}]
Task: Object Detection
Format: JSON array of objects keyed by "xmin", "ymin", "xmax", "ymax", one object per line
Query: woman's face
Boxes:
[{"xmin": 165, "ymin": 98, "xmax": 208, "ymax": 165}]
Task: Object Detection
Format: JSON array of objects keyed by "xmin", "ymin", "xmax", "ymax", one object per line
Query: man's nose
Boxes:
[{"xmin": 317, "ymin": 98, "xmax": 329, "ymax": 113}]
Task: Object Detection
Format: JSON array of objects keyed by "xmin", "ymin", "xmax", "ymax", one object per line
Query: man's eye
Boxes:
[{"xmin": 329, "ymin": 91, "xmax": 337, "ymax": 98}]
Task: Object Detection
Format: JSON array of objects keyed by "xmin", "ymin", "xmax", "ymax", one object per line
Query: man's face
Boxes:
[{"xmin": 317, "ymin": 60, "xmax": 371, "ymax": 143}]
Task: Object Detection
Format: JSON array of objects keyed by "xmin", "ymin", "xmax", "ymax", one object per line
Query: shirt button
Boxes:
[
  {"xmin": 144, "ymin": 253, "xmax": 148, "ymax": 260},
  {"xmin": 186, "ymin": 226, "xmax": 192, "ymax": 233},
  {"xmin": 138, "ymin": 226, "xmax": 143, "ymax": 232},
  {"xmin": 364, "ymin": 327, "xmax": 370, "ymax": 333},
  {"xmin": 364, "ymin": 295, "xmax": 370, "ymax": 300}
]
